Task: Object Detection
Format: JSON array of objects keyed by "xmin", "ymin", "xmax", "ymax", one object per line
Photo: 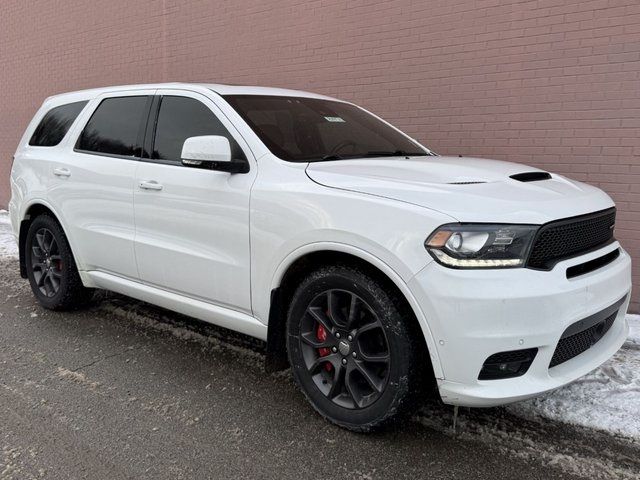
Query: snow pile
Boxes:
[
  {"xmin": 0, "ymin": 210, "xmax": 18, "ymax": 258},
  {"xmin": 508, "ymin": 314, "xmax": 640, "ymax": 440}
]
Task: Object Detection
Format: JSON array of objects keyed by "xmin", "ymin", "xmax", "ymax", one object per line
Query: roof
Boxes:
[
  {"xmin": 43, "ymin": 82, "xmax": 340, "ymax": 107},
  {"xmin": 199, "ymin": 83, "xmax": 338, "ymax": 100}
]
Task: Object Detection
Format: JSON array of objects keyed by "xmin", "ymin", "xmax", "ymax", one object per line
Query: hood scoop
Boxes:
[{"xmin": 510, "ymin": 171, "xmax": 552, "ymax": 182}]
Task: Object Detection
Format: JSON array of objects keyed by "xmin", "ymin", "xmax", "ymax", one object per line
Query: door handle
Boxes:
[
  {"xmin": 139, "ymin": 180, "xmax": 163, "ymax": 191},
  {"xmin": 53, "ymin": 167, "xmax": 71, "ymax": 178}
]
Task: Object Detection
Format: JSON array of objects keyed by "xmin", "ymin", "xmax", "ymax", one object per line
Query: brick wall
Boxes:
[{"xmin": 1, "ymin": 0, "xmax": 638, "ymax": 311}]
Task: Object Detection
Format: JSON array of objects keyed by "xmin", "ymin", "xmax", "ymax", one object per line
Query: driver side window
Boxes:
[{"xmin": 152, "ymin": 96, "xmax": 245, "ymax": 163}]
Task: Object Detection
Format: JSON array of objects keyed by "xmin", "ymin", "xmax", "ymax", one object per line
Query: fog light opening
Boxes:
[{"xmin": 478, "ymin": 348, "xmax": 538, "ymax": 380}]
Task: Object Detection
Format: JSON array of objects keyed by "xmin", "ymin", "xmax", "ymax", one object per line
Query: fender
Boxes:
[{"xmin": 270, "ymin": 241, "xmax": 444, "ymax": 379}]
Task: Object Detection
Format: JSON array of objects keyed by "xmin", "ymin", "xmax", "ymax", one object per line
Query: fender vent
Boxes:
[{"xmin": 510, "ymin": 172, "xmax": 552, "ymax": 182}]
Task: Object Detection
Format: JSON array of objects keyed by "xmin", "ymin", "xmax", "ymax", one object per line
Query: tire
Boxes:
[
  {"xmin": 286, "ymin": 264, "xmax": 424, "ymax": 432},
  {"xmin": 24, "ymin": 214, "xmax": 94, "ymax": 310}
]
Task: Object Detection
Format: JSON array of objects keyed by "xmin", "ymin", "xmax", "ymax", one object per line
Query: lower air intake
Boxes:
[{"xmin": 549, "ymin": 312, "xmax": 616, "ymax": 368}]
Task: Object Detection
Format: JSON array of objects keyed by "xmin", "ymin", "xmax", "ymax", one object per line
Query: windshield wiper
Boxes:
[
  {"xmin": 363, "ymin": 150, "xmax": 425, "ymax": 157},
  {"xmin": 316, "ymin": 150, "xmax": 429, "ymax": 162},
  {"xmin": 319, "ymin": 154, "xmax": 344, "ymax": 161}
]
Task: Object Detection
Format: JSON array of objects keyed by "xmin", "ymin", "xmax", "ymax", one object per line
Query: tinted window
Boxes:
[
  {"xmin": 224, "ymin": 95, "xmax": 430, "ymax": 162},
  {"xmin": 152, "ymin": 96, "xmax": 245, "ymax": 162},
  {"xmin": 29, "ymin": 101, "xmax": 88, "ymax": 147},
  {"xmin": 77, "ymin": 96, "xmax": 148, "ymax": 156}
]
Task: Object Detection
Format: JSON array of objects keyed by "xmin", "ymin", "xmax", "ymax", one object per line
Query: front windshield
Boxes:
[{"xmin": 224, "ymin": 95, "xmax": 432, "ymax": 162}]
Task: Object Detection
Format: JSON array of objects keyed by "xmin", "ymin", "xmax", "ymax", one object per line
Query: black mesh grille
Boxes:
[
  {"xmin": 549, "ymin": 312, "xmax": 617, "ymax": 368},
  {"xmin": 527, "ymin": 208, "xmax": 616, "ymax": 270}
]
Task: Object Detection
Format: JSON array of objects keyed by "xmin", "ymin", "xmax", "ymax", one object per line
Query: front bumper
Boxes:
[{"xmin": 408, "ymin": 242, "xmax": 632, "ymax": 407}]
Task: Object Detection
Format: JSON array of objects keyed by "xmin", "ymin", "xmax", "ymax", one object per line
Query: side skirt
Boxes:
[{"xmin": 84, "ymin": 270, "xmax": 268, "ymax": 341}]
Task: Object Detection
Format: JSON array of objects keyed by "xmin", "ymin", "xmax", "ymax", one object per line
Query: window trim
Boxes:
[
  {"xmin": 141, "ymin": 95, "xmax": 182, "ymax": 167},
  {"xmin": 73, "ymin": 95, "xmax": 154, "ymax": 160},
  {"xmin": 141, "ymin": 95, "xmax": 160, "ymax": 161}
]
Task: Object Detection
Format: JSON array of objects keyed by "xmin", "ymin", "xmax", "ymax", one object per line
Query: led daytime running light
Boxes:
[{"xmin": 432, "ymin": 249, "xmax": 523, "ymax": 267}]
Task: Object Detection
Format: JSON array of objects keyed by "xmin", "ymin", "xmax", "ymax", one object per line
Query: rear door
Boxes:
[
  {"xmin": 133, "ymin": 89, "xmax": 256, "ymax": 314},
  {"xmin": 48, "ymin": 90, "xmax": 155, "ymax": 278}
]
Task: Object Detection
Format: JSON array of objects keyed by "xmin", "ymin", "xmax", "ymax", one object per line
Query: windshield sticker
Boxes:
[{"xmin": 324, "ymin": 116, "xmax": 345, "ymax": 123}]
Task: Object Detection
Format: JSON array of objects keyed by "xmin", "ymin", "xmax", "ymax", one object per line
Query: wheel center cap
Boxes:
[{"xmin": 338, "ymin": 340, "xmax": 350, "ymax": 356}]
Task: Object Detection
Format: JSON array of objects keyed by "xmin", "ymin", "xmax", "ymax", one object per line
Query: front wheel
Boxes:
[
  {"xmin": 286, "ymin": 264, "xmax": 424, "ymax": 431},
  {"xmin": 25, "ymin": 214, "xmax": 94, "ymax": 310}
]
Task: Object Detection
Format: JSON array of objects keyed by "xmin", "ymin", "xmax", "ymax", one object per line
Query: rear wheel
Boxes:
[
  {"xmin": 25, "ymin": 215, "xmax": 93, "ymax": 310},
  {"xmin": 286, "ymin": 264, "xmax": 423, "ymax": 431}
]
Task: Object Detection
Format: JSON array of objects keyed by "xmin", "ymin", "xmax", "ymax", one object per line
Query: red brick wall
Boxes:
[{"xmin": 1, "ymin": 0, "xmax": 638, "ymax": 311}]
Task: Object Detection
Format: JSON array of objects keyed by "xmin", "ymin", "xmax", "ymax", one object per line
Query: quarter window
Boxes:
[
  {"xmin": 77, "ymin": 96, "xmax": 149, "ymax": 157},
  {"xmin": 152, "ymin": 96, "xmax": 245, "ymax": 162},
  {"xmin": 29, "ymin": 101, "xmax": 88, "ymax": 147}
]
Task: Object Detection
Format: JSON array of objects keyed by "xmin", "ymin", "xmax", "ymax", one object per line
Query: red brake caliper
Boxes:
[{"xmin": 316, "ymin": 323, "xmax": 333, "ymax": 372}]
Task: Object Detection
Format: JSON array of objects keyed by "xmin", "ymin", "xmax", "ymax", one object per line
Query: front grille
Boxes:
[
  {"xmin": 550, "ymin": 312, "xmax": 617, "ymax": 368},
  {"xmin": 527, "ymin": 208, "xmax": 616, "ymax": 270}
]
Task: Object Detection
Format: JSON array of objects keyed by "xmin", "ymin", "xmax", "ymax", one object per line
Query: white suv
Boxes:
[{"xmin": 9, "ymin": 83, "xmax": 632, "ymax": 431}]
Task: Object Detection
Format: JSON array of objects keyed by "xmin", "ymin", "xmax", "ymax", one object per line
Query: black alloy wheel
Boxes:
[
  {"xmin": 300, "ymin": 289, "xmax": 390, "ymax": 409},
  {"xmin": 30, "ymin": 227, "xmax": 63, "ymax": 298},
  {"xmin": 287, "ymin": 264, "xmax": 424, "ymax": 431}
]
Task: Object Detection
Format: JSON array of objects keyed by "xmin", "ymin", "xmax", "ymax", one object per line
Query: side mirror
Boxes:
[{"xmin": 181, "ymin": 135, "xmax": 248, "ymax": 173}]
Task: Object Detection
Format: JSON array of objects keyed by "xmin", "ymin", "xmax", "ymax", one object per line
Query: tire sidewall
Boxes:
[{"xmin": 287, "ymin": 266, "xmax": 414, "ymax": 429}]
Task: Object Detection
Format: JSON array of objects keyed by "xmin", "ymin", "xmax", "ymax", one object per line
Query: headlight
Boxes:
[{"xmin": 425, "ymin": 224, "xmax": 538, "ymax": 268}]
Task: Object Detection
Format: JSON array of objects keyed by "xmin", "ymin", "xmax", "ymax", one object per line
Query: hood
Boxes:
[{"xmin": 306, "ymin": 156, "xmax": 614, "ymax": 224}]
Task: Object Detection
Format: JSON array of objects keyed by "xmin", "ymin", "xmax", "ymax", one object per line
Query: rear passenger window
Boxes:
[
  {"xmin": 152, "ymin": 96, "xmax": 245, "ymax": 162},
  {"xmin": 29, "ymin": 101, "xmax": 88, "ymax": 147},
  {"xmin": 77, "ymin": 96, "xmax": 148, "ymax": 157}
]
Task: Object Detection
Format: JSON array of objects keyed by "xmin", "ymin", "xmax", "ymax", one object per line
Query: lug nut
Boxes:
[
  {"xmin": 332, "ymin": 346, "xmax": 337, "ymax": 353},
  {"xmin": 335, "ymin": 332, "xmax": 341, "ymax": 339},
  {"xmin": 347, "ymin": 335, "xmax": 353, "ymax": 341},
  {"xmin": 341, "ymin": 358, "xmax": 347, "ymax": 365}
]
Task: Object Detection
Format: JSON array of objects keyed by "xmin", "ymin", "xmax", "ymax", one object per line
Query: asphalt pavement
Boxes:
[{"xmin": 0, "ymin": 257, "xmax": 638, "ymax": 480}]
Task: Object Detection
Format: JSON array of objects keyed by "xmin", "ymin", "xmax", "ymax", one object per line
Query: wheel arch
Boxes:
[{"xmin": 265, "ymin": 245, "xmax": 443, "ymax": 381}]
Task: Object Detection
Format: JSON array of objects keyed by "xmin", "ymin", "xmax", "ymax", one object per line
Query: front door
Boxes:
[{"xmin": 133, "ymin": 90, "xmax": 255, "ymax": 314}]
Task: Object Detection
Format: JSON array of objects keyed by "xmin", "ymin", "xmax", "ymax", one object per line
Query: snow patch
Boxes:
[
  {"xmin": 0, "ymin": 211, "xmax": 18, "ymax": 258},
  {"xmin": 56, "ymin": 367, "xmax": 101, "ymax": 390}
]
